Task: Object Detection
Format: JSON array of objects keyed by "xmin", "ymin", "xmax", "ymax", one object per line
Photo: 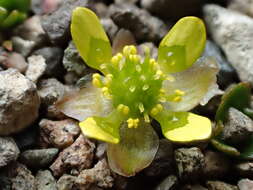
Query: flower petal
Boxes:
[
  {"xmin": 154, "ymin": 110, "xmax": 212, "ymax": 143},
  {"xmin": 163, "ymin": 56, "xmax": 219, "ymax": 112},
  {"xmin": 107, "ymin": 120, "xmax": 159, "ymax": 177},
  {"xmin": 79, "ymin": 110, "xmax": 124, "ymax": 144},
  {"xmin": 56, "ymin": 82, "xmax": 113, "ymax": 122},
  {"xmin": 71, "ymin": 7, "xmax": 112, "ymax": 72},
  {"xmin": 158, "ymin": 17, "xmax": 206, "ymax": 73}
]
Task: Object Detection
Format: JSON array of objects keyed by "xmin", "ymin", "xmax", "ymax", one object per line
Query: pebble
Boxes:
[
  {"xmin": 235, "ymin": 161, "xmax": 253, "ymax": 178},
  {"xmin": 19, "ymin": 148, "xmax": 59, "ymax": 169},
  {"xmin": 228, "ymin": 0, "xmax": 253, "ymax": 17},
  {"xmin": 203, "ymin": 150, "xmax": 230, "ymax": 179},
  {"xmin": 101, "ymin": 18, "xmax": 119, "ymax": 41},
  {"xmin": 41, "ymin": 0, "xmax": 91, "ymax": 45},
  {"xmin": 221, "ymin": 108, "xmax": 253, "ymax": 144},
  {"xmin": 154, "ymin": 175, "xmax": 178, "ymax": 190},
  {"xmin": 109, "ymin": 3, "xmax": 168, "ymax": 42},
  {"xmin": 12, "ymin": 37, "xmax": 36, "ymax": 57},
  {"xmin": 203, "ymin": 40, "xmax": 238, "ymax": 89},
  {"xmin": 238, "ymin": 179, "xmax": 253, "ymax": 190},
  {"xmin": 35, "ymin": 170, "xmax": 57, "ymax": 190},
  {"xmin": 57, "ymin": 174, "xmax": 76, "ymax": 190},
  {"xmin": 25, "ymin": 55, "xmax": 47, "ymax": 83},
  {"xmin": 174, "ymin": 147, "xmax": 205, "ymax": 180},
  {"xmin": 0, "ymin": 69, "xmax": 40, "ymax": 135},
  {"xmin": 1, "ymin": 52, "xmax": 28, "ymax": 73},
  {"xmin": 39, "ymin": 119, "xmax": 80, "ymax": 149},
  {"xmin": 206, "ymin": 181, "xmax": 238, "ymax": 190},
  {"xmin": 141, "ymin": 0, "xmax": 202, "ymax": 20},
  {"xmin": 76, "ymin": 159, "xmax": 114, "ymax": 189},
  {"xmin": 0, "ymin": 137, "xmax": 20, "ymax": 168},
  {"xmin": 33, "ymin": 47, "xmax": 64, "ymax": 78},
  {"xmin": 50, "ymin": 135, "xmax": 95, "ymax": 177},
  {"xmin": 204, "ymin": 4, "xmax": 253, "ymax": 85}
]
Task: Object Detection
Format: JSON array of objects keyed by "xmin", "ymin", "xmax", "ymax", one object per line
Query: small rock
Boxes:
[
  {"xmin": 41, "ymin": 0, "xmax": 91, "ymax": 45},
  {"xmin": 181, "ymin": 184, "xmax": 208, "ymax": 190},
  {"xmin": 141, "ymin": 0, "xmax": 202, "ymax": 20},
  {"xmin": 1, "ymin": 53, "xmax": 28, "ymax": 73},
  {"xmin": 95, "ymin": 142, "xmax": 107, "ymax": 160},
  {"xmin": 13, "ymin": 16, "xmax": 47, "ymax": 45},
  {"xmin": 203, "ymin": 40, "xmax": 238, "ymax": 88},
  {"xmin": 204, "ymin": 4, "xmax": 253, "ymax": 85},
  {"xmin": 46, "ymin": 104, "xmax": 68, "ymax": 120},
  {"xmin": 76, "ymin": 159, "xmax": 114, "ymax": 189},
  {"xmin": 0, "ymin": 69, "xmax": 40, "ymax": 135},
  {"xmin": 235, "ymin": 161, "xmax": 253, "ymax": 177},
  {"xmin": 238, "ymin": 179, "xmax": 253, "ymax": 190},
  {"xmin": 39, "ymin": 119, "xmax": 80, "ymax": 149},
  {"xmin": 50, "ymin": 135, "xmax": 95, "ymax": 177},
  {"xmin": 36, "ymin": 170, "xmax": 57, "ymax": 190},
  {"xmin": 109, "ymin": 3, "xmax": 168, "ymax": 42},
  {"xmin": 57, "ymin": 174, "xmax": 76, "ymax": 190},
  {"xmin": 144, "ymin": 139, "xmax": 175, "ymax": 177},
  {"xmin": 155, "ymin": 175, "xmax": 178, "ymax": 190},
  {"xmin": 115, "ymin": 0, "xmax": 138, "ymax": 4},
  {"xmin": 228, "ymin": 0, "xmax": 253, "ymax": 17},
  {"xmin": 0, "ymin": 137, "xmax": 20, "ymax": 168},
  {"xmin": 101, "ymin": 18, "xmax": 118, "ymax": 41},
  {"xmin": 33, "ymin": 47, "xmax": 64, "ymax": 78},
  {"xmin": 203, "ymin": 150, "xmax": 230, "ymax": 179},
  {"xmin": 12, "ymin": 37, "xmax": 36, "ymax": 57},
  {"xmin": 174, "ymin": 147, "xmax": 205, "ymax": 180},
  {"xmin": 13, "ymin": 126, "xmax": 38, "ymax": 151},
  {"xmin": 221, "ymin": 108, "xmax": 253, "ymax": 144},
  {"xmin": 7, "ymin": 162, "xmax": 36, "ymax": 190},
  {"xmin": 32, "ymin": 0, "xmax": 62, "ymax": 15},
  {"xmin": 19, "ymin": 148, "xmax": 59, "ymax": 169},
  {"xmin": 37, "ymin": 78, "xmax": 66, "ymax": 106},
  {"xmin": 63, "ymin": 41, "xmax": 87, "ymax": 77},
  {"xmin": 207, "ymin": 181, "xmax": 238, "ymax": 190},
  {"xmin": 25, "ymin": 55, "xmax": 47, "ymax": 83}
]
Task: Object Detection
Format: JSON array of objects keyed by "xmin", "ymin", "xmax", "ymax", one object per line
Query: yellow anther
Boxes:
[
  {"xmin": 111, "ymin": 56, "xmax": 119, "ymax": 65},
  {"xmin": 129, "ymin": 45, "xmax": 137, "ymax": 54},
  {"xmin": 116, "ymin": 53, "xmax": 123, "ymax": 60},
  {"xmin": 149, "ymin": 58, "xmax": 158, "ymax": 69},
  {"xmin": 154, "ymin": 70, "xmax": 164, "ymax": 80},
  {"xmin": 92, "ymin": 73, "xmax": 101, "ymax": 79},
  {"xmin": 175, "ymin": 89, "xmax": 185, "ymax": 96},
  {"xmin": 151, "ymin": 107, "xmax": 159, "ymax": 116},
  {"xmin": 123, "ymin": 46, "xmax": 130, "ymax": 56},
  {"xmin": 160, "ymin": 89, "xmax": 166, "ymax": 94},
  {"xmin": 92, "ymin": 78, "xmax": 102, "ymax": 88},
  {"xmin": 173, "ymin": 96, "xmax": 182, "ymax": 102},
  {"xmin": 117, "ymin": 104, "xmax": 124, "ymax": 112},
  {"xmin": 104, "ymin": 74, "xmax": 113, "ymax": 86},
  {"xmin": 100, "ymin": 64, "xmax": 107, "ymax": 70},
  {"xmin": 122, "ymin": 106, "xmax": 130, "ymax": 115},
  {"xmin": 138, "ymin": 103, "xmax": 145, "ymax": 113},
  {"xmin": 127, "ymin": 118, "xmax": 134, "ymax": 128},
  {"xmin": 101, "ymin": 87, "xmax": 111, "ymax": 98},
  {"xmin": 166, "ymin": 75, "xmax": 175, "ymax": 82},
  {"xmin": 156, "ymin": 104, "xmax": 163, "ymax": 112},
  {"xmin": 133, "ymin": 118, "xmax": 139, "ymax": 128}
]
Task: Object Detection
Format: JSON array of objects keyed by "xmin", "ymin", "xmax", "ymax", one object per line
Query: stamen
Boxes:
[
  {"xmin": 144, "ymin": 113, "xmax": 150, "ymax": 123},
  {"xmin": 173, "ymin": 96, "xmax": 182, "ymax": 102},
  {"xmin": 127, "ymin": 118, "xmax": 134, "ymax": 128},
  {"xmin": 138, "ymin": 103, "xmax": 145, "ymax": 113},
  {"xmin": 142, "ymin": 84, "xmax": 149, "ymax": 91},
  {"xmin": 117, "ymin": 104, "xmax": 130, "ymax": 115},
  {"xmin": 175, "ymin": 89, "xmax": 185, "ymax": 96},
  {"xmin": 129, "ymin": 85, "xmax": 136, "ymax": 92}
]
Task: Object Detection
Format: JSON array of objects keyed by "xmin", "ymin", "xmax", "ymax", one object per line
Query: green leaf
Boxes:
[
  {"xmin": 163, "ymin": 57, "xmax": 219, "ymax": 112},
  {"xmin": 0, "ymin": 0, "xmax": 30, "ymax": 12},
  {"xmin": 0, "ymin": 7, "xmax": 8, "ymax": 23},
  {"xmin": 154, "ymin": 110, "xmax": 212, "ymax": 143},
  {"xmin": 79, "ymin": 110, "xmax": 125, "ymax": 144},
  {"xmin": 158, "ymin": 16, "xmax": 206, "ymax": 73},
  {"xmin": 107, "ymin": 120, "xmax": 159, "ymax": 176},
  {"xmin": 0, "ymin": 10, "xmax": 26, "ymax": 28},
  {"xmin": 215, "ymin": 83, "xmax": 251, "ymax": 122},
  {"xmin": 56, "ymin": 81, "xmax": 113, "ymax": 122},
  {"xmin": 71, "ymin": 7, "xmax": 112, "ymax": 72},
  {"xmin": 211, "ymin": 139, "xmax": 240, "ymax": 157}
]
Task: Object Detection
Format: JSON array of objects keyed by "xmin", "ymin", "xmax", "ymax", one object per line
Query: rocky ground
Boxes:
[{"xmin": 1, "ymin": 0, "xmax": 253, "ymax": 189}]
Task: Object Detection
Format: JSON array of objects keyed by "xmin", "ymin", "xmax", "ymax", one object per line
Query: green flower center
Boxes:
[{"xmin": 92, "ymin": 45, "xmax": 183, "ymax": 128}]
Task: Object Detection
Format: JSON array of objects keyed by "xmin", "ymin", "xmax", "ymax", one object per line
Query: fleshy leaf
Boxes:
[
  {"xmin": 154, "ymin": 110, "xmax": 212, "ymax": 143},
  {"xmin": 107, "ymin": 120, "xmax": 159, "ymax": 176},
  {"xmin": 211, "ymin": 139, "xmax": 240, "ymax": 157},
  {"xmin": 215, "ymin": 82, "xmax": 251, "ymax": 122},
  {"xmin": 1, "ymin": 10, "xmax": 26, "ymax": 28},
  {"xmin": 56, "ymin": 82, "xmax": 113, "ymax": 122},
  {"xmin": 158, "ymin": 16, "xmax": 206, "ymax": 73},
  {"xmin": 79, "ymin": 110, "xmax": 124, "ymax": 144},
  {"xmin": 71, "ymin": 7, "xmax": 112, "ymax": 72},
  {"xmin": 163, "ymin": 57, "xmax": 219, "ymax": 112}
]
